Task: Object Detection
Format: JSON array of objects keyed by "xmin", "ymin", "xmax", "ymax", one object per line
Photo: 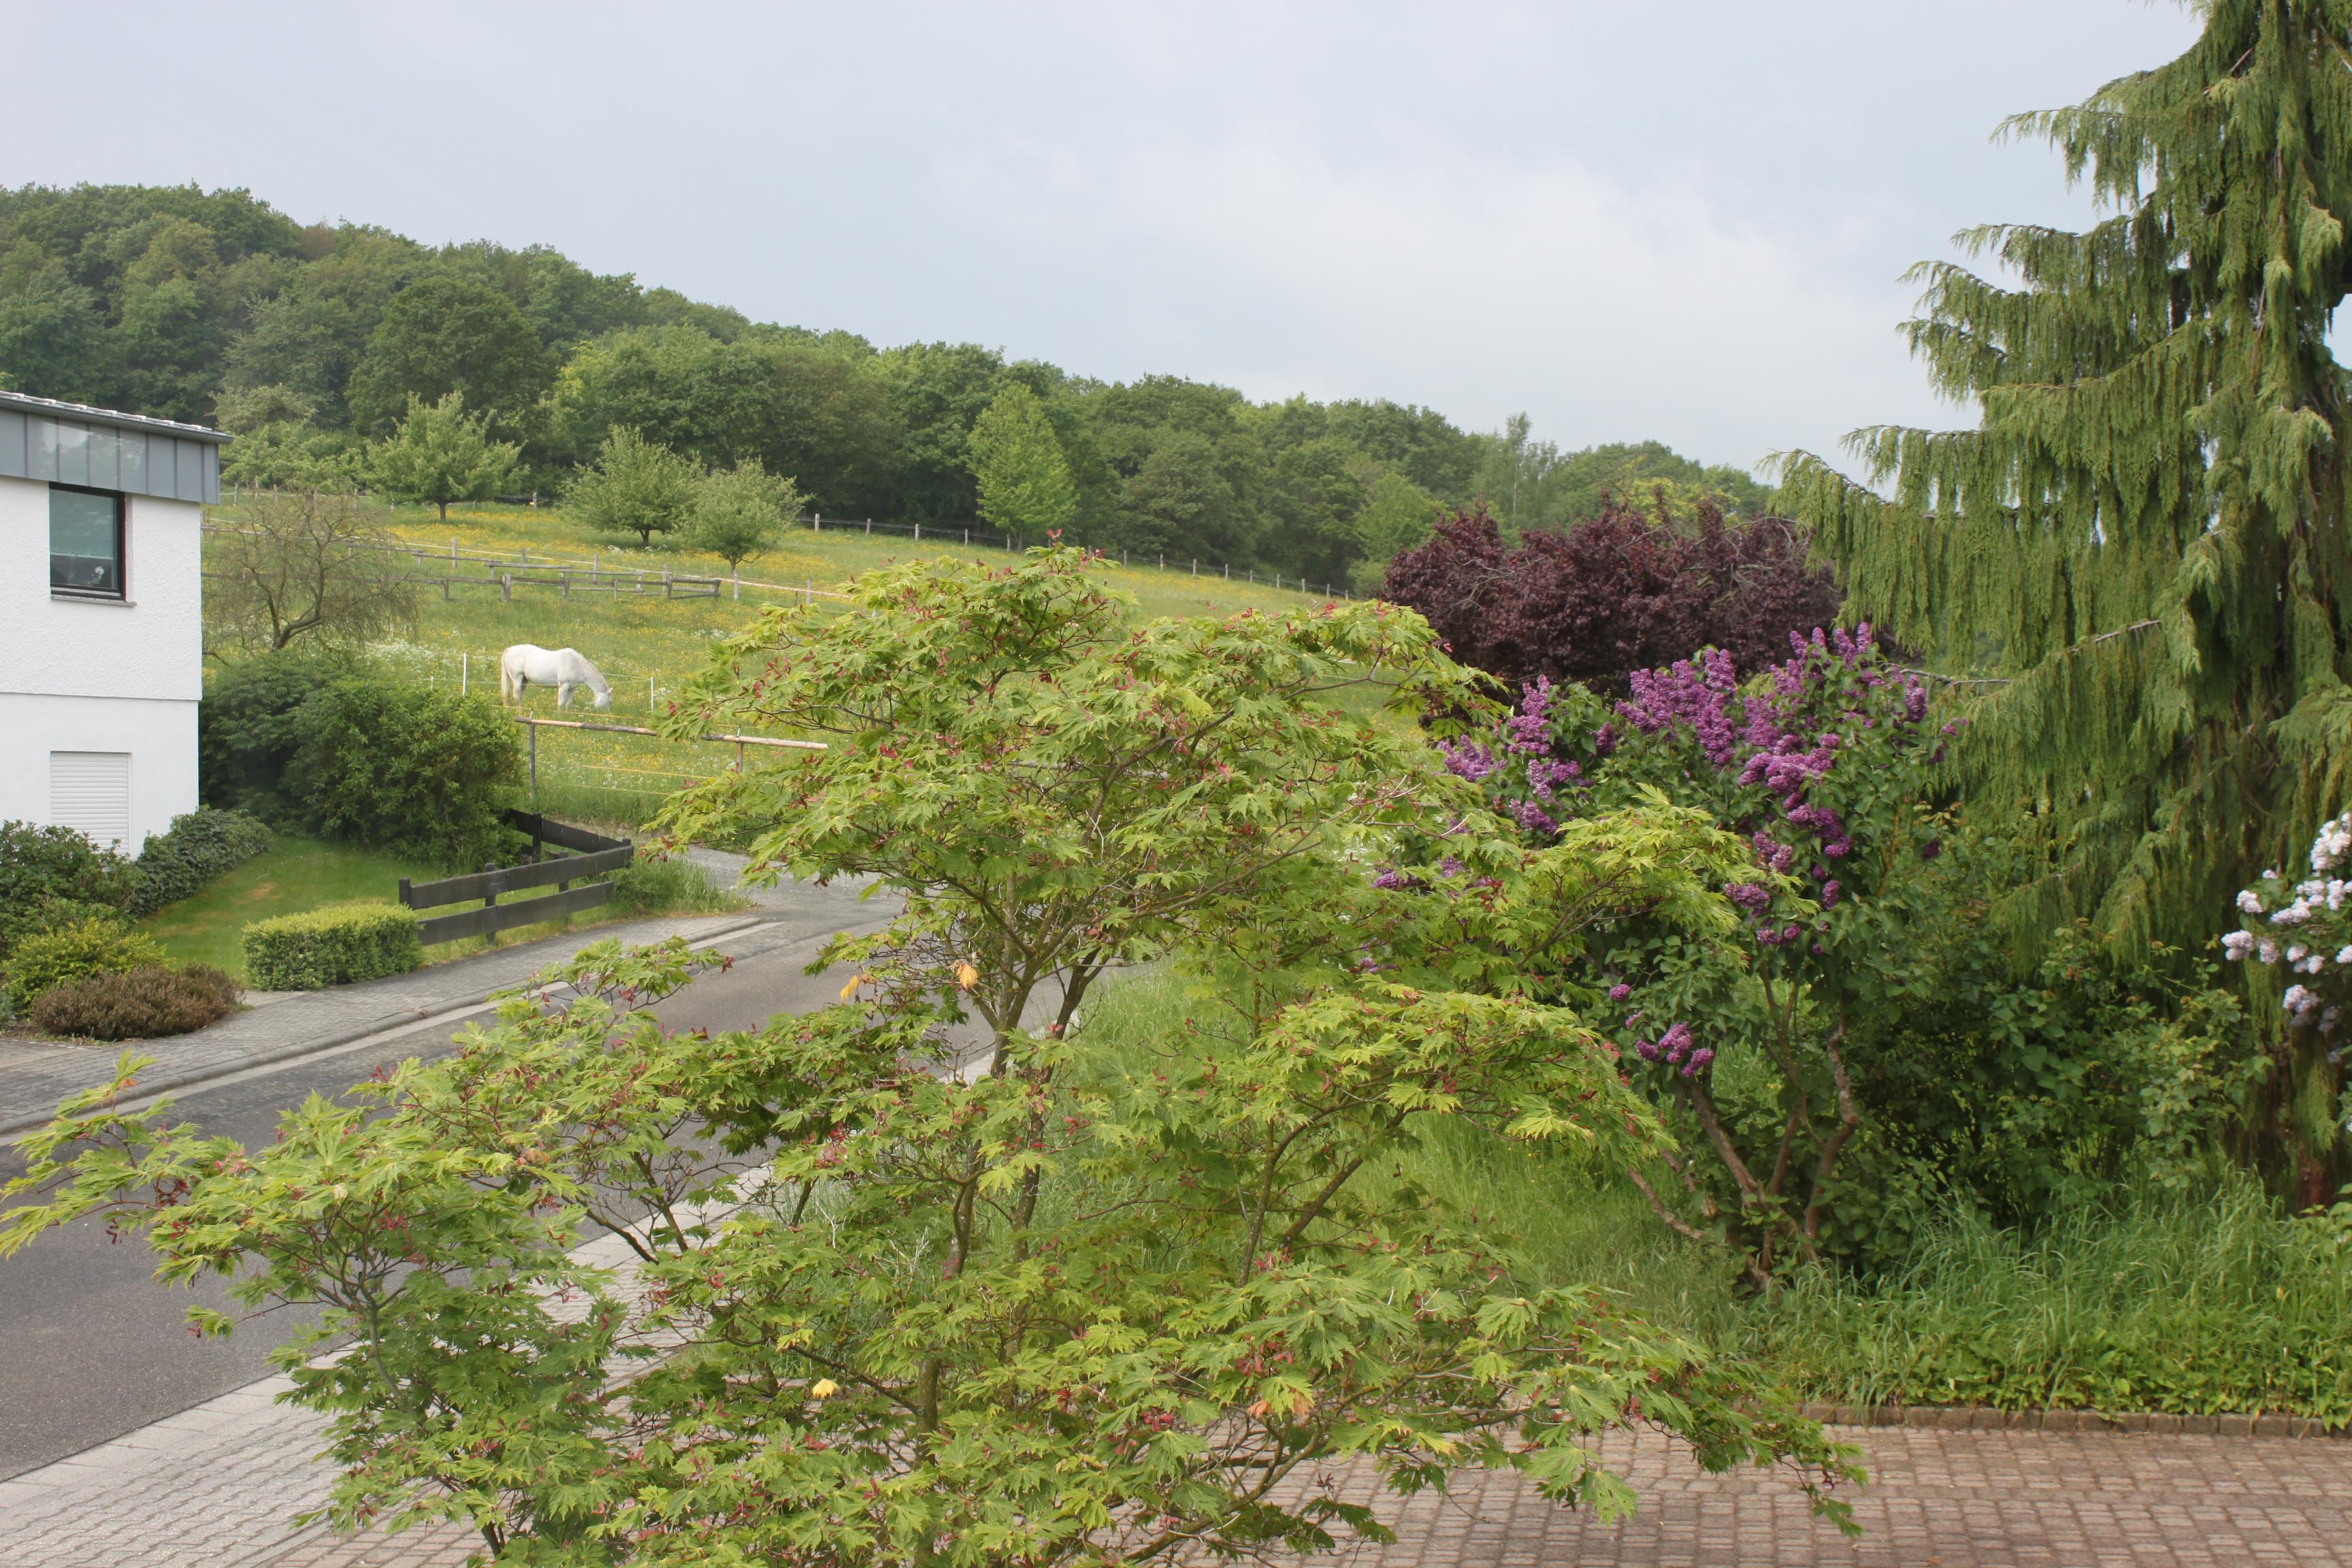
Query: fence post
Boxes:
[
  {"xmin": 650, "ymin": 674, "xmax": 657, "ymax": 710},
  {"xmin": 963, "ymin": 529, "xmax": 969, "ymax": 544},
  {"xmin": 502, "ymin": 572, "xmax": 512, "ymax": 602},
  {"xmin": 815, "ymin": 512, "xmax": 823, "ymax": 533},
  {"xmin": 865, "ymin": 519, "xmax": 872, "ymax": 535},
  {"xmin": 461, "ymin": 652, "xmax": 468, "ymax": 695},
  {"xmin": 1224, "ymin": 563, "xmax": 1230, "ymax": 579},
  {"xmin": 914, "ymin": 522, "xmax": 921, "ymax": 540},
  {"xmin": 528, "ymin": 721, "xmax": 538, "ymax": 800}
]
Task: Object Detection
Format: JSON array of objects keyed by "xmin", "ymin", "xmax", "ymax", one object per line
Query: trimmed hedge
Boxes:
[
  {"xmin": 31, "ymin": 964, "xmax": 242, "ymax": 1040},
  {"xmin": 5, "ymin": 918, "xmax": 168, "ymax": 1013},
  {"xmin": 131, "ymin": 809, "xmax": 272, "ymax": 916},
  {"xmin": 243, "ymin": 904, "xmax": 422, "ymax": 990}
]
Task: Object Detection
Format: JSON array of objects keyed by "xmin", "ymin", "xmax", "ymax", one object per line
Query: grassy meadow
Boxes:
[{"xmin": 211, "ymin": 500, "xmax": 1355, "ymax": 829}]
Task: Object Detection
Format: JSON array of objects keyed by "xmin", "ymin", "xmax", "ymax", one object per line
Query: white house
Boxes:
[{"xmin": 0, "ymin": 391, "xmax": 225, "ymax": 853}]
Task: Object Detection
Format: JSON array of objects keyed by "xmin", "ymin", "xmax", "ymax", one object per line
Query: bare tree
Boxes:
[{"xmin": 204, "ymin": 488, "xmax": 420, "ymax": 653}]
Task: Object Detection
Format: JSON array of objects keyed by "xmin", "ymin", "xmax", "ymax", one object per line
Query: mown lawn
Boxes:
[{"xmin": 137, "ymin": 833, "xmax": 710, "ymax": 983}]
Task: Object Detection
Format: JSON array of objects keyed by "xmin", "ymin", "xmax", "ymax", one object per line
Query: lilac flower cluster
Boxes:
[{"xmin": 1633, "ymin": 1019, "xmax": 1714, "ymax": 1075}]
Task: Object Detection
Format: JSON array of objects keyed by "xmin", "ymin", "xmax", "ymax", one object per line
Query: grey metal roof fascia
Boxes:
[{"xmin": 0, "ymin": 389, "xmax": 227, "ymax": 444}]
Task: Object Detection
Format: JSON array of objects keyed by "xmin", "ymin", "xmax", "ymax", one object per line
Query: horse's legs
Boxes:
[{"xmin": 556, "ymin": 681, "xmax": 572, "ymax": 710}]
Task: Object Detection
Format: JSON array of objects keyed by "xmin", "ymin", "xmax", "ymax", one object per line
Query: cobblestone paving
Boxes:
[{"xmin": 15, "ymin": 1422, "xmax": 2345, "ymax": 1567}]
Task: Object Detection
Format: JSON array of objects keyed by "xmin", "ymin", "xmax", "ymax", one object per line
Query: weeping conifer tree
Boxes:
[{"xmin": 1780, "ymin": 1, "xmax": 2352, "ymax": 974}]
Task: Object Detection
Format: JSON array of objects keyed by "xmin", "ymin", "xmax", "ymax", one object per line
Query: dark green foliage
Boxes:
[
  {"xmin": 550, "ymin": 326, "xmax": 896, "ymax": 512},
  {"xmin": 0, "ymin": 821, "xmax": 137, "ymax": 958},
  {"xmin": 203, "ymin": 653, "xmax": 521, "ymax": 868},
  {"xmin": 344, "ymin": 274, "xmax": 550, "ymax": 437},
  {"xmin": 1481, "ymin": 436, "xmax": 1771, "ymax": 536},
  {"xmin": 241, "ymin": 904, "xmax": 422, "ymax": 990},
  {"xmin": 130, "ymin": 810, "xmax": 272, "ymax": 918},
  {"xmin": 287, "ymin": 680, "xmax": 524, "ymax": 868},
  {"xmin": 5, "ymin": 919, "xmax": 167, "ymax": 1013},
  {"xmin": 30, "ymin": 964, "xmax": 241, "ymax": 1041},
  {"xmin": 0, "ymin": 184, "xmax": 301, "ymax": 421},
  {"xmin": 199, "ymin": 649, "xmax": 361, "ymax": 819}
]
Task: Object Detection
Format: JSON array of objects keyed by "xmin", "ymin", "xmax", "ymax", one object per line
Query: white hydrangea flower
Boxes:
[
  {"xmin": 2300, "ymin": 956, "xmax": 2327, "ymax": 974},
  {"xmin": 2239, "ymin": 889, "xmax": 2266, "ymax": 914},
  {"xmin": 2224, "ymin": 931, "xmax": 2257, "ymax": 960},
  {"xmin": 2287, "ymin": 983, "xmax": 2321, "ymax": 1019},
  {"xmin": 2338, "ymin": 945, "xmax": 2352, "ymax": 965},
  {"xmin": 2259, "ymin": 939, "xmax": 2281, "ymax": 964},
  {"xmin": 2290, "ymin": 945, "xmax": 2310, "ymax": 962},
  {"xmin": 2273, "ymin": 903, "xmax": 2313, "ymax": 926}
]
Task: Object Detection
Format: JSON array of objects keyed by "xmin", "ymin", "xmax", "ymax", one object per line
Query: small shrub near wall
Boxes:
[
  {"xmin": 4, "ymin": 919, "xmax": 168, "ymax": 1013},
  {"xmin": 242, "ymin": 904, "xmax": 423, "ymax": 990},
  {"xmin": 0, "ymin": 822, "xmax": 137, "ymax": 960},
  {"xmin": 31, "ymin": 965, "xmax": 242, "ymax": 1040},
  {"xmin": 131, "ymin": 810, "xmax": 273, "ymax": 916}
]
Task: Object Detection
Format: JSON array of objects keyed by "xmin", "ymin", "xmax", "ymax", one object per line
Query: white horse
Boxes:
[{"xmin": 500, "ymin": 644, "xmax": 613, "ymax": 709}]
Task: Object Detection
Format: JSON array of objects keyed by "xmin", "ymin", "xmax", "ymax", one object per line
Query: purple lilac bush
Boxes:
[{"xmin": 1421, "ymin": 627, "xmax": 1948, "ymax": 1281}]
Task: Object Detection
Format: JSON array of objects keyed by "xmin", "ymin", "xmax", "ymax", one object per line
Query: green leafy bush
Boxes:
[
  {"xmin": 131, "ymin": 810, "xmax": 272, "ymax": 917},
  {"xmin": 198, "ymin": 649, "xmax": 361, "ymax": 819},
  {"xmin": 0, "ymin": 822, "xmax": 137, "ymax": 960},
  {"xmin": 286, "ymin": 679, "xmax": 524, "ymax": 868},
  {"xmin": 31, "ymin": 965, "xmax": 241, "ymax": 1040},
  {"xmin": 242, "ymin": 904, "xmax": 422, "ymax": 990},
  {"xmin": 1744, "ymin": 1181, "xmax": 2352, "ymax": 1422},
  {"xmin": 5, "ymin": 919, "xmax": 168, "ymax": 1013}
]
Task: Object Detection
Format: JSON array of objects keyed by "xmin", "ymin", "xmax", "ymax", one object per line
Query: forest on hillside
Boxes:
[{"xmin": 0, "ymin": 183, "xmax": 1765, "ymax": 583}]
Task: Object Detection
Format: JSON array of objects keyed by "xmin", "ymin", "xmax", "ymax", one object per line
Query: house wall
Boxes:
[{"xmin": 0, "ymin": 473, "xmax": 205, "ymax": 851}]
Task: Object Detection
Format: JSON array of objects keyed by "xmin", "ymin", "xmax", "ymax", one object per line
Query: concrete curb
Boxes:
[
  {"xmin": 0, "ymin": 914, "xmax": 771, "ymax": 1141},
  {"xmin": 1799, "ymin": 1401, "xmax": 2346, "ymax": 1439}
]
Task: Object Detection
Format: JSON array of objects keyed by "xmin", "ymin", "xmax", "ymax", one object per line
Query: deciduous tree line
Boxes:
[{"xmin": 0, "ymin": 183, "xmax": 1764, "ymax": 584}]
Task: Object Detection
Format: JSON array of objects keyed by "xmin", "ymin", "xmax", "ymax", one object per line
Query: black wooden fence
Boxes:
[{"xmin": 397, "ymin": 809, "xmax": 634, "ymax": 945}]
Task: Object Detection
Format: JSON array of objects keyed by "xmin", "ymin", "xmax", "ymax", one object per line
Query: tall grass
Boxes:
[
  {"xmin": 1072, "ymin": 970, "xmax": 1740, "ymax": 1337},
  {"xmin": 1746, "ymin": 1181, "xmax": 2352, "ymax": 1420}
]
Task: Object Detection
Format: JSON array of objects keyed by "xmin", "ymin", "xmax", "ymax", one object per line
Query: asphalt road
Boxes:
[{"xmin": 0, "ymin": 904, "xmax": 894, "ymax": 1481}]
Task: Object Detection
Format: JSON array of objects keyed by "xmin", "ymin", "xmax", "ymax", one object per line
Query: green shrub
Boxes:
[
  {"xmin": 1744, "ymin": 1180, "xmax": 2352, "ymax": 1422},
  {"xmin": 131, "ymin": 809, "xmax": 273, "ymax": 916},
  {"xmin": 242, "ymin": 904, "xmax": 423, "ymax": 990},
  {"xmin": 0, "ymin": 895, "xmax": 125, "ymax": 966},
  {"xmin": 0, "ymin": 821, "xmax": 137, "ymax": 960},
  {"xmin": 31, "ymin": 964, "xmax": 241, "ymax": 1040},
  {"xmin": 600, "ymin": 854, "xmax": 746, "ymax": 917},
  {"xmin": 287, "ymin": 679, "xmax": 523, "ymax": 868},
  {"xmin": 5, "ymin": 918, "xmax": 168, "ymax": 1013},
  {"xmin": 199, "ymin": 649, "xmax": 362, "ymax": 819}
]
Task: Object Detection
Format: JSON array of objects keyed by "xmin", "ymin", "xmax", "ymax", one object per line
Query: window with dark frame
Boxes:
[{"xmin": 50, "ymin": 485, "xmax": 125, "ymax": 598}]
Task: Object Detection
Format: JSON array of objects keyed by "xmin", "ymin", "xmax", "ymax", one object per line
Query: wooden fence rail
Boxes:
[{"xmin": 397, "ymin": 809, "xmax": 635, "ymax": 945}]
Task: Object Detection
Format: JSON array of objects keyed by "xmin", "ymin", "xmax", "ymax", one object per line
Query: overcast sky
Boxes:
[{"xmin": 7, "ymin": 1, "xmax": 2204, "ymax": 476}]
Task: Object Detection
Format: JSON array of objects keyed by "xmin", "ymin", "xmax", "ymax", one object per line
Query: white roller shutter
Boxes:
[{"xmin": 50, "ymin": 751, "xmax": 131, "ymax": 850}]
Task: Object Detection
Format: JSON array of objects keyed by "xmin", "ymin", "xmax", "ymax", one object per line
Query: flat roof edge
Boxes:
[{"xmin": 0, "ymin": 390, "xmax": 229, "ymax": 444}]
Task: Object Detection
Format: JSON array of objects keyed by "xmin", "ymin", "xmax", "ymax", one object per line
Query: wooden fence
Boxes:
[{"xmin": 397, "ymin": 809, "xmax": 634, "ymax": 945}]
